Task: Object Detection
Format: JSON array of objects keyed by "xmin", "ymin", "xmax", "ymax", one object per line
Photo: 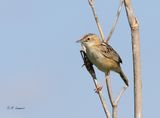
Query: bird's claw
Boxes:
[{"xmin": 94, "ymin": 84, "xmax": 102, "ymax": 93}]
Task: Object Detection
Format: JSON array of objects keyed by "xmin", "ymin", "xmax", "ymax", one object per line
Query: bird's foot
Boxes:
[{"xmin": 94, "ymin": 84, "xmax": 102, "ymax": 93}]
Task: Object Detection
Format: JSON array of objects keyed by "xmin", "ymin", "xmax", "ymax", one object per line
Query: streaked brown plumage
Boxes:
[{"xmin": 77, "ymin": 33, "xmax": 129, "ymax": 86}]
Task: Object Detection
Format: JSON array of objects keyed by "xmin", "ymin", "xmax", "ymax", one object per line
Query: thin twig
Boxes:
[
  {"xmin": 115, "ymin": 86, "xmax": 127, "ymax": 105},
  {"xmin": 88, "ymin": 0, "xmax": 105, "ymax": 43},
  {"xmin": 106, "ymin": 0, "xmax": 124, "ymax": 43},
  {"xmin": 105, "ymin": 74, "xmax": 114, "ymax": 107},
  {"xmin": 93, "ymin": 79, "xmax": 111, "ymax": 118},
  {"xmin": 80, "ymin": 50, "xmax": 111, "ymax": 118}
]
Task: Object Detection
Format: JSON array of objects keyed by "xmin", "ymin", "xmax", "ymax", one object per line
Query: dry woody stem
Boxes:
[
  {"xmin": 124, "ymin": 0, "xmax": 142, "ymax": 118},
  {"xmin": 106, "ymin": 74, "xmax": 127, "ymax": 118},
  {"xmin": 106, "ymin": 0, "xmax": 124, "ymax": 43}
]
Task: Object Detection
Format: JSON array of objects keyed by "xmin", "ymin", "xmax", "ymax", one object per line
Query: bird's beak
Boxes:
[{"xmin": 76, "ymin": 39, "xmax": 82, "ymax": 43}]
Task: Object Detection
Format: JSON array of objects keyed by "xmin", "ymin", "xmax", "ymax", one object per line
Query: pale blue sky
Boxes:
[{"xmin": 0, "ymin": 0, "xmax": 159, "ymax": 118}]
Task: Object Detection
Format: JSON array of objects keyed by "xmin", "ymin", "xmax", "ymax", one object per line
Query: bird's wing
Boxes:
[{"xmin": 99, "ymin": 43, "xmax": 122, "ymax": 63}]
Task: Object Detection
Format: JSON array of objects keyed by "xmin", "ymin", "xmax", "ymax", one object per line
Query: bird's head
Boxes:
[{"xmin": 76, "ymin": 33, "xmax": 101, "ymax": 48}]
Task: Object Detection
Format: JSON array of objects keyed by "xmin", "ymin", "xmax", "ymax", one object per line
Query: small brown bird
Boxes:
[{"xmin": 77, "ymin": 33, "xmax": 129, "ymax": 86}]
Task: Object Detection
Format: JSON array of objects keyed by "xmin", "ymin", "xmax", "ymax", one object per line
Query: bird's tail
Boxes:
[{"xmin": 120, "ymin": 70, "xmax": 129, "ymax": 86}]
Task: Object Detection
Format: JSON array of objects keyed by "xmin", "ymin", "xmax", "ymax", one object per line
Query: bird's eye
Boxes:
[{"xmin": 87, "ymin": 38, "xmax": 90, "ymax": 41}]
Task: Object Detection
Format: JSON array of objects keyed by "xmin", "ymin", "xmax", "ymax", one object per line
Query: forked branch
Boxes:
[
  {"xmin": 105, "ymin": 74, "xmax": 127, "ymax": 118},
  {"xmin": 88, "ymin": 0, "xmax": 124, "ymax": 44}
]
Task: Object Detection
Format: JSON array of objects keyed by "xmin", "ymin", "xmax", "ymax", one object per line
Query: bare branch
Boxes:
[
  {"xmin": 105, "ymin": 73, "xmax": 127, "ymax": 118},
  {"xmin": 115, "ymin": 86, "xmax": 127, "ymax": 105},
  {"xmin": 93, "ymin": 79, "xmax": 111, "ymax": 118},
  {"xmin": 88, "ymin": 0, "xmax": 105, "ymax": 43},
  {"xmin": 105, "ymin": 74, "xmax": 114, "ymax": 107},
  {"xmin": 106, "ymin": 0, "xmax": 124, "ymax": 43},
  {"xmin": 124, "ymin": 0, "xmax": 142, "ymax": 117},
  {"xmin": 112, "ymin": 105, "xmax": 118, "ymax": 118}
]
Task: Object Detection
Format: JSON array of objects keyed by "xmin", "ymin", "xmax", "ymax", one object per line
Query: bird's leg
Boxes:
[{"xmin": 105, "ymin": 72, "xmax": 110, "ymax": 81}]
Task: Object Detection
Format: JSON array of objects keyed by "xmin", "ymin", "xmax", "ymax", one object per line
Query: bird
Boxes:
[{"xmin": 77, "ymin": 33, "xmax": 129, "ymax": 88}]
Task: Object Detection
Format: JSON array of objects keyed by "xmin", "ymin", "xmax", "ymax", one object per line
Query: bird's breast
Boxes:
[{"xmin": 86, "ymin": 47, "xmax": 113, "ymax": 73}]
